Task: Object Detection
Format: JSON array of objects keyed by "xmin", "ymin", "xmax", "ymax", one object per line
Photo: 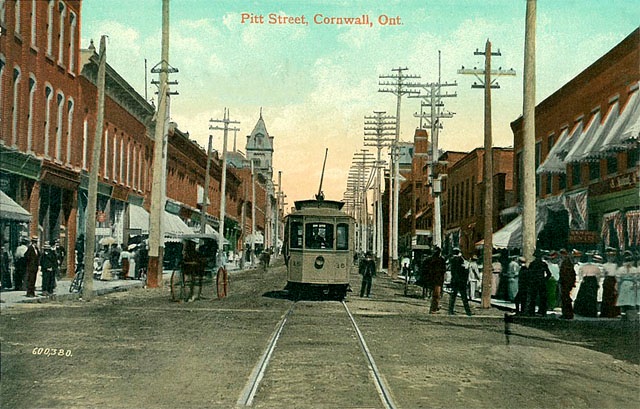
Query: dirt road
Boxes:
[{"xmin": 1, "ymin": 262, "xmax": 638, "ymax": 408}]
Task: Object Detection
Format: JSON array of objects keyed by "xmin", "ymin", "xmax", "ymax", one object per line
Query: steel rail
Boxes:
[
  {"xmin": 342, "ymin": 301, "xmax": 398, "ymax": 409},
  {"xmin": 237, "ymin": 302, "xmax": 296, "ymax": 407}
]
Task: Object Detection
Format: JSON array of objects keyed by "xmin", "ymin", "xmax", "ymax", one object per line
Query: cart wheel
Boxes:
[{"xmin": 170, "ymin": 270, "xmax": 187, "ymax": 302}]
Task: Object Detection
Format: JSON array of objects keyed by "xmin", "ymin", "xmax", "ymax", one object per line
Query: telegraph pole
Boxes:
[
  {"xmin": 364, "ymin": 111, "xmax": 395, "ymax": 272},
  {"xmin": 82, "ymin": 35, "xmax": 107, "ymax": 300},
  {"xmin": 274, "ymin": 170, "xmax": 282, "ymax": 257},
  {"xmin": 147, "ymin": 0, "xmax": 178, "ymax": 288},
  {"xmin": 210, "ymin": 108, "xmax": 240, "ymax": 267},
  {"xmin": 412, "ymin": 51, "xmax": 457, "ymax": 249},
  {"xmin": 379, "ymin": 68, "xmax": 420, "ymax": 276},
  {"xmin": 350, "ymin": 150, "xmax": 375, "ymax": 254},
  {"xmin": 522, "ymin": 0, "xmax": 537, "ymax": 264},
  {"xmin": 459, "ymin": 41, "xmax": 516, "ymax": 308},
  {"xmin": 251, "ymin": 159, "xmax": 256, "ymax": 266}
]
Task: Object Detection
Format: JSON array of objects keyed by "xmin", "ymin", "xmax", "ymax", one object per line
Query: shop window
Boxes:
[
  {"xmin": 627, "ymin": 148, "xmax": 638, "ymax": 170},
  {"xmin": 571, "ymin": 163, "xmax": 581, "ymax": 187},
  {"xmin": 558, "ymin": 173, "xmax": 567, "ymax": 191}
]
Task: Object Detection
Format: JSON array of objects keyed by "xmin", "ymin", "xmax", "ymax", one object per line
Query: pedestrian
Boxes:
[
  {"xmin": 0, "ymin": 241, "xmax": 12, "ymax": 290},
  {"xmin": 54, "ymin": 239, "xmax": 65, "ymax": 278},
  {"xmin": 120, "ymin": 245, "xmax": 132, "ymax": 279},
  {"xmin": 491, "ymin": 253, "xmax": 502, "ymax": 298},
  {"xmin": 24, "ymin": 236, "xmax": 41, "ymax": 297},
  {"xmin": 526, "ymin": 248, "xmax": 551, "ymax": 316},
  {"xmin": 600, "ymin": 248, "xmax": 620, "ymax": 318},
  {"xmin": 514, "ymin": 256, "xmax": 529, "ymax": 314},
  {"xmin": 416, "ymin": 253, "xmax": 432, "ymax": 299},
  {"xmin": 506, "ymin": 255, "xmax": 521, "ymax": 302},
  {"xmin": 545, "ymin": 251, "xmax": 560, "ymax": 311},
  {"xmin": 429, "ymin": 248, "xmax": 446, "ymax": 314},
  {"xmin": 135, "ymin": 243, "xmax": 149, "ymax": 280},
  {"xmin": 13, "ymin": 238, "xmax": 28, "ymax": 291},
  {"xmin": 40, "ymin": 241, "xmax": 58, "ymax": 296},
  {"xmin": 616, "ymin": 251, "xmax": 639, "ymax": 321},
  {"xmin": 467, "ymin": 255, "xmax": 481, "ymax": 299},
  {"xmin": 359, "ymin": 251, "xmax": 375, "ymax": 298},
  {"xmin": 573, "ymin": 253, "xmax": 602, "ymax": 317},
  {"xmin": 448, "ymin": 248, "xmax": 473, "ymax": 316},
  {"xmin": 559, "ymin": 248, "xmax": 576, "ymax": 319}
]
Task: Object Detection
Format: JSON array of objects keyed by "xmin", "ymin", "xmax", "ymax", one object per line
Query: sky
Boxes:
[{"xmin": 80, "ymin": 0, "xmax": 640, "ymax": 206}]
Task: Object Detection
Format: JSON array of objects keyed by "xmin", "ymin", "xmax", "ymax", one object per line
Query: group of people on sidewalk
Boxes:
[{"xmin": 409, "ymin": 245, "xmax": 640, "ymax": 320}]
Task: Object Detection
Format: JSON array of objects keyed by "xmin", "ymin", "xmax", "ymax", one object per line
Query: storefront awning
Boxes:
[
  {"xmin": 536, "ymin": 121, "xmax": 585, "ymax": 175},
  {"xmin": 598, "ymin": 85, "xmax": 640, "ymax": 156},
  {"xmin": 574, "ymin": 102, "xmax": 620, "ymax": 162},
  {"xmin": 565, "ymin": 110, "xmax": 601, "ymax": 163},
  {"xmin": 195, "ymin": 224, "xmax": 229, "ymax": 244},
  {"xmin": 163, "ymin": 211, "xmax": 193, "ymax": 240},
  {"xmin": 129, "ymin": 204, "xmax": 150, "ymax": 235},
  {"xmin": 245, "ymin": 231, "xmax": 264, "ymax": 245},
  {"xmin": 0, "ymin": 190, "xmax": 31, "ymax": 222}
]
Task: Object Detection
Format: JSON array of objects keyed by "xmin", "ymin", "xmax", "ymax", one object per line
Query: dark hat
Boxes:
[
  {"xmin": 605, "ymin": 247, "xmax": 617, "ymax": 255},
  {"xmin": 50, "ymin": 240, "xmax": 56, "ymax": 246},
  {"xmin": 365, "ymin": 251, "xmax": 373, "ymax": 258},
  {"xmin": 559, "ymin": 248, "xmax": 568, "ymax": 256}
]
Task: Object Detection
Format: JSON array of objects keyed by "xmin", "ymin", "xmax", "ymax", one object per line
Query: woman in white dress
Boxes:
[{"xmin": 616, "ymin": 251, "xmax": 639, "ymax": 320}]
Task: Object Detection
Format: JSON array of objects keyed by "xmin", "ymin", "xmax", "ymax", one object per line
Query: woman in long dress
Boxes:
[
  {"xmin": 573, "ymin": 254, "xmax": 601, "ymax": 317},
  {"xmin": 616, "ymin": 251, "xmax": 639, "ymax": 320},
  {"xmin": 600, "ymin": 249, "xmax": 620, "ymax": 318}
]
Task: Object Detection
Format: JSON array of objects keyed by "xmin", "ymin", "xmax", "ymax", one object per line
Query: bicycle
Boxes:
[{"xmin": 69, "ymin": 264, "xmax": 84, "ymax": 293}]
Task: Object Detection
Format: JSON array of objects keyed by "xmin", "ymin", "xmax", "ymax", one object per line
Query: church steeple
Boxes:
[{"xmin": 245, "ymin": 110, "xmax": 274, "ymax": 182}]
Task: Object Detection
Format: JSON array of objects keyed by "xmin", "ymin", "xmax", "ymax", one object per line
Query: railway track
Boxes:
[{"xmin": 237, "ymin": 300, "xmax": 397, "ymax": 409}]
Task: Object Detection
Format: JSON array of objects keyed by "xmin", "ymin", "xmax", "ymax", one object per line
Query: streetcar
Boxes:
[
  {"xmin": 282, "ymin": 149, "xmax": 355, "ymax": 300},
  {"xmin": 283, "ymin": 197, "xmax": 355, "ymax": 300}
]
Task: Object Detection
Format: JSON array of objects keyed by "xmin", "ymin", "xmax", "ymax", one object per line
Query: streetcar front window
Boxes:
[
  {"xmin": 290, "ymin": 221, "xmax": 303, "ymax": 249},
  {"xmin": 305, "ymin": 222, "xmax": 334, "ymax": 249},
  {"xmin": 336, "ymin": 223, "xmax": 349, "ymax": 250}
]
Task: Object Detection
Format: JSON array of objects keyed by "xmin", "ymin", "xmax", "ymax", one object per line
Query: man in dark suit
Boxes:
[
  {"xmin": 448, "ymin": 248, "xmax": 473, "ymax": 316},
  {"xmin": 359, "ymin": 251, "xmax": 375, "ymax": 298},
  {"xmin": 25, "ymin": 236, "xmax": 41, "ymax": 297}
]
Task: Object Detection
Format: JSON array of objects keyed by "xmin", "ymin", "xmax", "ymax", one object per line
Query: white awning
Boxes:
[
  {"xmin": 598, "ymin": 85, "xmax": 640, "ymax": 155},
  {"xmin": 565, "ymin": 110, "xmax": 601, "ymax": 163},
  {"xmin": 0, "ymin": 190, "xmax": 31, "ymax": 222},
  {"xmin": 195, "ymin": 224, "xmax": 229, "ymax": 244},
  {"xmin": 129, "ymin": 204, "xmax": 150, "ymax": 234},
  {"xmin": 163, "ymin": 211, "xmax": 193, "ymax": 239},
  {"xmin": 577, "ymin": 101, "xmax": 619, "ymax": 162},
  {"xmin": 537, "ymin": 120, "xmax": 584, "ymax": 175},
  {"xmin": 245, "ymin": 231, "xmax": 264, "ymax": 245}
]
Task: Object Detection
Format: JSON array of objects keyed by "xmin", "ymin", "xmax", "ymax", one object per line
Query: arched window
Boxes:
[
  {"xmin": 27, "ymin": 74, "xmax": 36, "ymax": 152},
  {"xmin": 119, "ymin": 133, "xmax": 124, "ymax": 182},
  {"xmin": 44, "ymin": 84, "xmax": 53, "ymax": 157},
  {"xmin": 0, "ymin": 54, "xmax": 5, "ymax": 135},
  {"xmin": 46, "ymin": 1, "xmax": 54, "ymax": 56},
  {"xmin": 66, "ymin": 98, "xmax": 74, "ymax": 164},
  {"xmin": 126, "ymin": 137, "xmax": 131, "ymax": 186},
  {"xmin": 11, "ymin": 67, "xmax": 21, "ymax": 147},
  {"xmin": 68, "ymin": 11, "xmax": 76, "ymax": 72},
  {"xmin": 57, "ymin": 1, "xmax": 66, "ymax": 65},
  {"xmin": 103, "ymin": 129, "xmax": 109, "ymax": 178},
  {"xmin": 82, "ymin": 117, "xmax": 88, "ymax": 170},
  {"xmin": 112, "ymin": 131, "xmax": 117, "ymax": 181},
  {"xmin": 0, "ymin": 1, "xmax": 6, "ymax": 29},
  {"xmin": 30, "ymin": 0, "xmax": 36, "ymax": 47},
  {"xmin": 55, "ymin": 91, "xmax": 64, "ymax": 161},
  {"xmin": 13, "ymin": 0, "xmax": 20, "ymax": 35}
]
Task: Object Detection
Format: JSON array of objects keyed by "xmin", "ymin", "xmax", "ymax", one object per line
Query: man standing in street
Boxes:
[
  {"xmin": 13, "ymin": 238, "xmax": 28, "ymax": 291},
  {"xmin": 448, "ymin": 248, "xmax": 473, "ymax": 316},
  {"xmin": 359, "ymin": 251, "xmax": 375, "ymax": 298},
  {"xmin": 24, "ymin": 236, "xmax": 41, "ymax": 297},
  {"xmin": 429, "ymin": 248, "xmax": 446, "ymax": 314},
  {"xmin": 526, "ymin": 249, "xmax": 551, "ymax": 316},
  {"xmin": 559, "ymin": 248, "xmax": 576, "ymax": 319}
]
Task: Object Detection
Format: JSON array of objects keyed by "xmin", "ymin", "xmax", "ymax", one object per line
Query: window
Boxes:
[
  {"xmin": 82, "ymin": 118, "xmax": 88, "ymax": 169},
  {"xmin": 103, "ymin": 129, "xmax": 109, "ymax": 178},
  {"xmin": 0, "ymin": 55, "xmax": 4, "ymax": 124},
  {"xmin": 571, "ymin": 163, "xmax": 581, "ymax": 187},
  {"xmin": 57, "ymin": 2, "xmax": 66, "ymax": 65},
  {"xmin": 30, "ymin": 0, "xmax": 36, "ymax": 47},
  {"xmin": 27, "ymin": 75, "xmax": 36, "ymax": 151},
  {"xmin": 11, "ymin": 67, "xmax": 20, "ymax": 147},
  {"xmin": 66, "ymin": 98, "xmax": 73, "ymax": 164},
  {"xmin": 336, "ymin": 223, "xmax": 349, "ymax": 250},
  {"xmin": 607, "ymin": 156, "xmax": 618, "ymax": 175},
  {"xmin": 628, "ymin": 147, "xmax": 639, "ymax": 170},
  {"xmin": 558, "ymin": 174, "xmax": 567, "ymax": 191},
  {"xmin": 13, "ymin": 0, "xmax": 19, "ymax": 35},
  {"xmin": 46, "ymin": 1, "xmax": 54, "ymax": 55},
  {"xmin": 305, "ymin": 222, "xmax": 334, "ymax": 249},
  {"xmin": 545, "ymin": 174, "xmax": 552, "ymax": 195},
  {"xmin": 119, "ymin": 134, "xmax": 124, "ymax": 182},
  {"xmin": 55, "ymin": 91, "xmax": 64, "ymax": 161},
  {"xmin": 68, "ymin": 12, "xmax": 76, "ymax": 72},
  {"xmin": 0, "ymin": 1, "xmax": 6, "ymax": 29},
  {"xmin": 588, "ymin": 161, "xmax": 600, "ymax": 181},
  {"xmin": 112, "ymin": 131, "xmax": 117, "ymax": 180},
  {"xmin": 289, "ymin": 221, "xmax": 303, "ymax": 249},
  {"xmin": 44, "ymin": 84, "xmax": 52, "ymax": 157}
]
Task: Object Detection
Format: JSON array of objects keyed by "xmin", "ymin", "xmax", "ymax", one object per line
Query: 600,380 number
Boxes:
[{"xmin": 32, "ymin": 347, "xmax": 73, "ymax": 357}]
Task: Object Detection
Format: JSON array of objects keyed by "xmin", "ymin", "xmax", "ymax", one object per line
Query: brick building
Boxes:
[{"xmin": 511, "ymin": 28, "xmax": 639, "ymax": 252}]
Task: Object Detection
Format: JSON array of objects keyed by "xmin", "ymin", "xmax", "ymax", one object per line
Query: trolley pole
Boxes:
[
  {"xmin": 459, "ymin": 41, "xmax": 516, "ymax": 308},
  {"xmin": 210, "ymin": 108, "xmax": 240, "ymax": 268},
  {"xmin": 379, "ymin": 68, "xmax": 420, "ymax": 277}
]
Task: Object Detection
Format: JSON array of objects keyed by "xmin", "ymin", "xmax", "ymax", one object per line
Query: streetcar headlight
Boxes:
[{"xmin": 314, "ymin": 256, "xmax": 325, "ymax": 269}]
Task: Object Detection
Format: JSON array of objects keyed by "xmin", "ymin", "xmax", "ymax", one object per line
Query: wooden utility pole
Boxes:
[
  {"xmin": 459, "ymin": 41, "xmax": 515, "ymax": 308},
  {"xmin": 82, "ymin": 35, "xmax": 107, "ymax": 300},
  {"xmin": 200, "ymin": 135, "xmax": 213, "ymax": 235},
  {"xmin": 379, "ymin": 68, "xmax": 420, "ymax": 276},
  {"xmin": 148, "ymin": 0, "xmax": 177, "ymax": 288},
  {"xmin": 210, "ymin": 109, "xmax": 240, "ymax": 267},
  {"xmin": 251, "ymin": 159, "xmax": 256, "ymax": 266},
  {"xmin": 522, "ymin": 0, "xmax": 537, "ymax": 264}
]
